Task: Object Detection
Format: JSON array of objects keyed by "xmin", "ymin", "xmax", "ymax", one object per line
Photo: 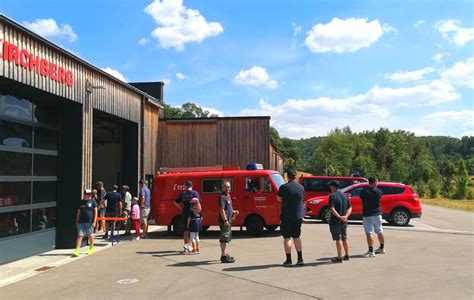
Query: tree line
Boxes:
[{"xmin": 271, "ymin": 127, "xmax": 473, "ymax": 199}]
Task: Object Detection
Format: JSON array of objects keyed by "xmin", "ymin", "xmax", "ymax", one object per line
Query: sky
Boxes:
[{"xmin": 1, "ymin": 0, "xmax": 473, "ymax": 139}]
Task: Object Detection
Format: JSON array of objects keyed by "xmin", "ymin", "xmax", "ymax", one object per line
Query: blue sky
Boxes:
[{"xmin": 1, "ymin": 0, "xmax": 473, "ymax": 138}]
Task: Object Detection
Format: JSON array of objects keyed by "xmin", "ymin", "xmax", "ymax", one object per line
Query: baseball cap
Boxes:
[
  {"xmin": 84, "ymin": 189, "xmax": 92, "ymax": 194},
  {"xmin": 328, "ymin": 180, "xmax": 341, "ymax": 188},
  {"xmin": 185, "ymin": 180, "xmax": 193, "ymax": 187}
]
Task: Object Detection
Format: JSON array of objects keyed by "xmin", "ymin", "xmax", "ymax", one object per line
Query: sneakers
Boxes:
[
  {"xmin": 102, "ymin": 234, "xmax": 109, "ymax": 239},
  {"xmin": 343, "ymin": 255, "xmax": 350, "ymax": 261},
  {"xmin": 295, "ymin": 260, "xmax": 304, "ymax": 267},
  {"xmin": 87, "ymin": 246, "xmax": 95, "ymax": 255},
  {"xmin": 282, "ymin": 260, "xmax": 293, "ymax": 267},
  {"xmin": 72, "ymin": 249, "xmax": 80, "ymax": 257},
  {"xmin": 221, "ymin": 254, "xmax": 235, "ymax": 263},
  {"xmin": 363, "ymin": 251, "xmax": 376, "ymax": 258},
  {"xmin": 375, "ymin": 247, "xmax": 386, "ymax": 254},
  {"xmin": 183, "ymin": 244, "xmax": 192, "ymax": 252},
  {"xmin": 331, "ymin": 257, "xmax": 343, "ymax": 263},
  {"xmin": 133, "ymin": 236, "xmax": 140, "ymax": 241},
  {"xmin": 187, "ymin": 250, "xmax": 198, "ymax": 255}
]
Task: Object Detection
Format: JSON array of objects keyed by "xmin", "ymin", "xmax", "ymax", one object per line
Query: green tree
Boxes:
[
  {"xmin": 441, "ymin": 160, "xmax": 456, "ymax": 197},
  {"xmin": 270, "ymin": 127, "xmax": 283, "ymax": 150},
  {"xmin": 163, "ymin": 102, "xmax": 218, "ymax": 118},
  {"xmin": 455, "ymin": 159, "xmax": 469, "ymax": 199},
  {"xmin": 312, "ymin": 127, "xmax": 354, "ymax": 175}
]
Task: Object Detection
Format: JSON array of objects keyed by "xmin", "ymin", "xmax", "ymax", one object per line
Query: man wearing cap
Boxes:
[
  {"xmin": 328, "ymin": 180, "xmax": 352, "ymax": 263},
  {"xmin": 139, "ymin": 179, "xmax": 151, "ymax": 238},
  {"xmin": 103, "ymin": 185, "xmax": 122, "ymax": 239},
  {"xmin": 278, "ymin": 169, "xmax": 305, "ymax": 266},
  {"xmin": 175, "ymin": 180, "xmax": 201, "ymax": 252},
  {"xmin": 73, "ymin": 189, "xmax": 98, "ymax": 257}
]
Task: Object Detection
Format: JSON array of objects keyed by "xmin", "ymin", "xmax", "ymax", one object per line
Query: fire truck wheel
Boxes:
[
  {"xmin": 245, "ymin": 215, "xmax": 264, "ymax": 236},
  {"xmin": 265, "ymin": 225, "xmax": 279, "ymax": 231},
  {"xmin": 171, "ymin": 217, "xmax": 185, "ymax": 236}
]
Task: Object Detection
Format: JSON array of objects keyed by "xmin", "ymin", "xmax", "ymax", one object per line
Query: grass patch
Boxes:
[{"xmin": 422, "ymin": 198, "xmax": 474, "ymax": 212}]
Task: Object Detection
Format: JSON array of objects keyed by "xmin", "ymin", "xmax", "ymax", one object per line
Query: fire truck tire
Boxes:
[
  {"xmin": 245, "ymin": 215, "xmax": 264, "ymax": 236},
  {"xmin": 265, "ymin": 225, "xmax": 279, "ymax": 231},
  {"xmin": 171, "ymin": 217, "xmax": 185, "ymax": 236}
]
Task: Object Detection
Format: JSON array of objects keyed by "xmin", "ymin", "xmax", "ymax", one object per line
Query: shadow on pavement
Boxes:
[
  {"xmin": 146, "ymin": 230, "xmax": 281, "ymax": 240},
  {"xmin": 316, "ymin": 254, "xmax": 366, "ymax": 261},
  {"xmin": 222, "ymin": 261, "xmax": 333, "ymax": 271},
  {"xmin": 168, "ymin": 260, "xmax": 221, "ymax": 267}
]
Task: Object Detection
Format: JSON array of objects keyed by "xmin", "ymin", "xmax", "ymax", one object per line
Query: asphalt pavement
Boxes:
[{"xmin": 1, "ymin": 204, "xmax": 473, "ymax": 299}]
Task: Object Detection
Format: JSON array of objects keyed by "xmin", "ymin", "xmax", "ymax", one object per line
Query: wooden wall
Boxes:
[
  {"xmin": 143, "ymin": 102, "xmax": 160, "ymax": 175},
  {"xmin": 269, "ymin": 144, "xmax": 284, "ymax": 174},
  {"xmin": 158, "ymin": 117, "xmax": 272, "ymax": 170}
]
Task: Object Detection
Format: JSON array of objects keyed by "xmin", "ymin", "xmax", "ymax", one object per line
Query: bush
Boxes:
[{"xmin": 428, "ymin": 179, "xmax": 441, "ymax": 198}]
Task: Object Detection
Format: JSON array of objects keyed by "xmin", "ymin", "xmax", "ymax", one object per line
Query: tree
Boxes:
[
  {"xmin": 270, "ymin": 127, "xmax": 283, "ymax": 150},
  {"xmin": 312, "ymin": 127, "xmax": 354, "ymax": 175},
  {"xmin": 455, "ymin": 159, "xmax": 469, "ymax": 199},
  {"xmin": 163, "ymin": 102, "xmax": 218, "ymax": 118}
]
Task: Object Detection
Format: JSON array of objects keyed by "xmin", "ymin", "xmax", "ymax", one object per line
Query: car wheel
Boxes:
[
  {"xmin": 390, "ymin": 208, "xmax": 410, "ymax": 226},
  {"xmin": 171, "ymin": 217, "xmax": 185, "ymax": 236},
  {"xmin": 320, "ymin": 207, "xmax": 331, "ymax": 223},
  {"xmin": 265, "ymin": 225, "xmax": 279, "ymax": 231},
  {"xmin": 246, "ymin": 215, "xmax": 264, "ymax": 236}
]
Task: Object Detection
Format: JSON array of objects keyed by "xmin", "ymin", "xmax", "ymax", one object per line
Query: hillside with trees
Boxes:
[{"xmin": 272, "ymin": 126, "xmax": 473, "ymax": 199}]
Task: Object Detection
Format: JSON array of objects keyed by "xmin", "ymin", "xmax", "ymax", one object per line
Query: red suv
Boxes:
[
  {"xmin": 299, "ymin": 176, "xmax": 368, "ymax": 201},
  {"xmin": 304, "ymin": 182, "xmax": 422, "ymax": 226}
]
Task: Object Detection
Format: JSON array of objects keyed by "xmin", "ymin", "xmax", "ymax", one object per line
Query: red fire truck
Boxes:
[{"xmin": 151, "ymin": 165, "xmax": 286, "ymax": 236}]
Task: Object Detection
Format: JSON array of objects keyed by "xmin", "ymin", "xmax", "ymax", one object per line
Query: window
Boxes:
[
  {"xmin": 0, "ymin": 152, "xmax": 32, "ymax": 176},
  {"xmin": 349, "ymin": 187, "xmax": 363, "ymax": 197},
  {"xmin": 0, "ymin": 120, "xmax": 32, "ymax": 148},
  {"xmin": 246, "ymin": 177, "xmax": 273, "ymax": 193},
  {"xmin": 0, "ymin": 182, "xmax": 31, "ymax": 207},
  {"xmin": 0, "ymin": 210, "xmax": 31, "ymax": 238},
  {"xmin": 302, "ymin": 179, "xmax": 331, "ymax": 192},
  {"xmin": 271, "ymin": 173, "xmax": 285, "ymax": 189},
  {"xmin": 0, "ymin": 95, "xmax": 33, "ymax": 122},
  {"xmin": 34, "ymin": 128, "xmax": 58, "ymax": 151},
  {"xmin": 391, "ymin": 187, "xmax": 406, "ymax": 194},
  {"xmin": 33, "ymin": 155, "xmax": 57, "ymax": 176},
  {"xmin": 202, "ymin": 179, "xmax": 233, "ymax": 193},
  {"xmin": 33, "ymin": 103, "xmax": 59, "ymax": 126},
  {"xmin": 33, "ymin": 182, "xmax": 57, "ymax": 204},
  {"xmin": 379, "ymin": 186, "xmax": 393, "ymax": 195},
  {"xmin": 32, "ymin": 207, "xmax": 56, "ymax": 231}
]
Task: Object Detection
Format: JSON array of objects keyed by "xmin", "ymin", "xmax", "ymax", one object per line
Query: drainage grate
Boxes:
[{"xmin": 35, "ymin": 266, "xmax": 54, "ymax": 272}]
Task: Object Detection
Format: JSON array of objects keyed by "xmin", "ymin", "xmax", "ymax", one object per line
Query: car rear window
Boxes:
[
  {"xmin": 391, "ymin": 187, "xmax": 406, "ymax": 194},
  {"xmin": 378, "ymin": 186, "xmax": 405, "ymax": 195},
  {"xmin": 302, "ymin": 179, "xmax": 331, "ymax": 192}
]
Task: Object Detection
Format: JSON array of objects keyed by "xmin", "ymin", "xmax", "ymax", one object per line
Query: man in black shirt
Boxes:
[
  {"xmin": 175, "ymin": 181, "xmax": 201, "ymax": 252},
  {"xmin": 328, "ymin": 180, "xmax": 352, "ymax": 263},
  {"xmin": 278, "ymin": 169, "xmax": 305, "ymax": 267},
  {"xmin": 360, "ymin": 176, "xmax": 385, "ymax": 257},
  {"xmin": 218, "ymin": 180, "xmax": 239, "ymax": 263},
  {"xmin": 73, "ymin": 189, "xmax": 98, "ymax": 257},
  {"xmin": 103, "ymin": 185, "xmax": 122, "ymax": 239}
]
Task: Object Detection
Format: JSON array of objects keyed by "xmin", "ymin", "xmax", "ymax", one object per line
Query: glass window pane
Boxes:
[
  {"xmin": 0, "ymin": 182, "xmax": 31, "ymax": 207},
  {"xmin": 33, "ymin": 103, "xmax": 59, "ymax": 126},
  {"xmin": 32, "ymin": 207, "xmax": 56, "ymax": 231},
  {"xmin": 0, "ymin": 94, "xmax": 33, "ymax": 122},
  {"xmin": 33, "ymin": 155, "xmax": 57, "ymax": 176},
  {"xmin": 34, "ymin": 128, "xmax": 58, "ymax": 151},
  {"xmin": 0, "ymin": 151, "xmax": 32, "ymax": 176},
  {"xmin": 379, "ymin": 186, "xmax": 393, "ymax": 195},
  {"xmin": 0, "ymin": 210, "xmax": 31, "ymax": 238},
  {"xmin": 33, "ymin": 181, "xmax": 57, "ymax": 204},
  {"xmin": 0, "ymin": 120, "xmax": 32, "ymax": 148},
  {"xmin": 202, "ymin": 179, "xmax": 233, "ymax": 193}
]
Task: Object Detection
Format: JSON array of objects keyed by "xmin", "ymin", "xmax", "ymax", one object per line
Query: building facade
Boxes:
[{"xmin": 0, "ymin": 16, "xmax": 162, "ymax": 264}]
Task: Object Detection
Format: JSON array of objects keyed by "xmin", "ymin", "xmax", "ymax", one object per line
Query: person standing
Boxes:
[
  {"xmin": 328, "ymin": 180, "xmax": 352, "ymax": 263},
  {"xmin": 278, "ymin": 169, "xmax": 305, "ymax": 267},
  {"xmin": 95, "ymin": 181, "xmax": 107, "ymax": 232},
  {"xmin": 73, "ymin": 189, "xmax": 98, "ymax": 257},
  {"xmin": 139, "ymin": 179, "xmax": 151, "ymax": 239},
  {"xmin": 218, "ymin": 181, "xmax": 239, "ymax": 263},
  {"xmin": 130, "ymin": 197, "xmax": 141, "ymax": 240},
  {"xmin": 360, "ymin": 176, "xmax": 385, "ymax": 257},
  {"xmin": 122, "ymin": 185, "xmax": 132, "ymax": 236},
  {"xmin": 187, "ymin": 198, "xmax": 202, "ymax": 255},
  {"xmin": 174, "ymin": 180, "xmax": 201, "ymax": 252},
  {"xmin": 103, "ymin": 185, "xmax": 122, "ymax": 239}
]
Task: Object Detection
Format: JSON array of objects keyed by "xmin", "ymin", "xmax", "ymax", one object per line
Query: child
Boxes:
[
  {"xmin": 73, "ymin": 189, "xmax": 98, "ymax": 257},
  {"xmin": 131, "ymin": 197, "xmax": 141, "ymax": 240},
  {"xmin": 187, "ymin": 198, "xmax": 202, "ymax": 255}
]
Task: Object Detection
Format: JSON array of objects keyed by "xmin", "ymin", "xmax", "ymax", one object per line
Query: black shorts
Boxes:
[
  {"xmin": 182, "ymin": 214, "xmax": 190, "ymax": 231},
  {"xmin": 280, "ymin": 219, "xmax": 302, "ymax": 239},
  {"xmin": 329, "ymin": 222, "xmax": 348, "ymax": 241}
]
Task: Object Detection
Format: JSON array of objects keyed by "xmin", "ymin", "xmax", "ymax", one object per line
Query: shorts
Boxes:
[
  {"xmin": 183, "ymin": 214, "xmax": 190, "ymax": 232},
  {"xmin": 329, "ymin": 222, "xmax": 348, "ymax": 241},
  {"xmin": 99, "ymin": 208, "xmax": 105, "ymax": 217},
  {"xmin": 77, "ymin": 223, "xmax": 93, "ymax": 237},
  {"xmin": 105, "ymin": 211, "xmax": 118, "ymax": 218},
  {"xmin": 219, "ymin": 221, "xmax": 232, "ymax": 243},
  {"xmin": 190, "ymin": 231, "xmax": 200, "ymax": 242},
  {"xmin": 363, "ymin": 215, "xmax": 383, "ymax": 235},
  {"xmin": 140, "ymin": 208, "xmax": 150, "ymax": 224},
  {"xmin": 280, "ymin": 219, "xmax": 302, "ymax": 239}
]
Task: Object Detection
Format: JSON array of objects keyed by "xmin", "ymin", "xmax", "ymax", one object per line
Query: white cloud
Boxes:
[
  {"xmin": 176, "ymin": 72, "xmax": 187, "ymax": 80},
  {"xmin": 138, "ymin": 38, "xmax": 149, "ymax": 46},
  {"xmin": 432, "ymin": 53, "xmax": 445, "ymax": 62},
  {"xmin": 382, "ymin": 23, "xmax": 399, "ymax": 35},
  {"xmin": 385, "ymin": 67, "xmax": 435, "ymax": 82},
  {"xmin": 202, "ymin": 106, "xmax": 224, "ymax": 117},
  {"xmin": 101, "ymin": 67, "xmax": 127, "ymax": 82},
  {"xmin": 413, "ymin": 20, "xmax": 425, "ymax": 27},
  {"xmin": 291, "ymin": 22, "xmax": 302, "ymax": 37},
  {"xmin": 304, "ymin": 18, "xmax": 384, "ymax": 53},
  {"xmin": 23, "ymin": 18, "xmax": 77, "ymax": 42},
  {"xmin": 436, "ymin": 20, "xmax": 474, "ymax": 46},
  {"xmin": 240, "ymin": 80, "xmax": 459, "ymax": 138},
  {"xmin": 233, "ymin": 66, "xmax": 278, "ymax": 88},
  {"xmin": 423, "ymin": 110, "xmax": 474, "ymax": 136},
  {"xmin": 440, "ymin": 57, "xmax": 474, "ymax": 88},
  {"xmin": 144, "ymin": 0, "xmax": 223, "ymax": 51},
  {"xmin": 403, "ymin": 128, "xmax": 431, "ymax": 136}
]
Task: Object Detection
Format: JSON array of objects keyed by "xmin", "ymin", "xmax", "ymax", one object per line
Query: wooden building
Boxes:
[
  {"xmin": 158, "ymin": 117, "xmax": 284, "ymax": 173},
  {"xmin": 0, "ymin": 15, "xmax": 162, "ymax": 263}
]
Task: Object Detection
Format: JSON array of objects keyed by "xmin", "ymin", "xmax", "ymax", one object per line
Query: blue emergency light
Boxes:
[{"xmin": 246, "ymin": 163, "xmax": 263, "ymax": 170}]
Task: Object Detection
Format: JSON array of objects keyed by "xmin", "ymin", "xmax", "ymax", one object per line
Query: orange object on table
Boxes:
[{"xmin": 96, "ymin": 217, "xmax": 128, "ymax": 221}]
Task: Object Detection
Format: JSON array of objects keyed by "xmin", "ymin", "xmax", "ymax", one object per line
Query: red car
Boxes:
[
  {"xmin": 299, "ymin": 176, "xmax": 368, "ymax": 201},
  {"xmin": 304, "ymin": 182, "xmax": 422, "ymax": 226}
]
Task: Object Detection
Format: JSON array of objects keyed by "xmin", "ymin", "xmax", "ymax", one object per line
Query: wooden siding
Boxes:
[
  {"xmin": 269, "ymin": 144, "xmax": 284, "ymax": 174},
  {"xmin": 143, "ymin": 103, "xmax": 160, "ymax": 175},
  {"xmin": 158, "ymin": 118, "xmax": 271, "ymax": 170},
  {"xmin": 0, "ymin": 19, "xmax": 141, "ymax": 123}
]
